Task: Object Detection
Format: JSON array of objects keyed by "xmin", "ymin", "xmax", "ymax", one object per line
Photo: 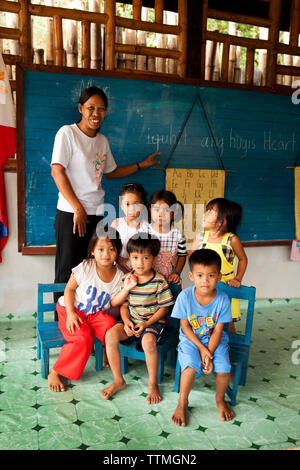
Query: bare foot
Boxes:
[
  {"xmin": 48, "ymin": 369, "xmax": 66, "ymax": 392},
  {"xmin": 146, "ymin": 382, "xmax": 161, "ymax": 404},
  {"xmin": 216, "ymin": 397, "xmax": 235, "ymax": 421},
  {"xmin": 171, "ymin": 400, "xmax": 188, "ymax": 426},
  {"xmin": 101, "ymin": 379, "xmax": 126, "ymax": 400}
]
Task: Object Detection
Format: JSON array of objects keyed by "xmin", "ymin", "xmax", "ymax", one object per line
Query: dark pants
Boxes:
[{"xmin": 53, "ymin": 210, "xmax": 103, "ymax": 317}]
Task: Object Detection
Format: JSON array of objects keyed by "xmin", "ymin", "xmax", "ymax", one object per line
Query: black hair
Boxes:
[
  {"xmin": 148, "ymin": 189, "xmax": 183, "ymax": 223},
  {"xmin": 78, "ymin": 86, "xmax": 108, "ymax": 109},
  {"xmin": 87, "ymin": 222, "xmax": 122, "ymax": 258},
  {"xmin": 126, "ymin": 232, "xmax": 161, "ymax": 258},
  {"xmin": 189, "ymin": 249, "xmax": 221, "ymax": 272},
  {"xmin": 120, "ymin": 183, "xmax": 147, "ymax": 205},
  {"xmin": 206, "ymin": 198, "xmax": 242, "ymax": 234}
]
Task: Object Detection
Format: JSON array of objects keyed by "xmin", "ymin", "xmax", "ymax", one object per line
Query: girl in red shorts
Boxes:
[{"xmin": 48, "ymin": 224, "xmax": 136, "ymax": 392}]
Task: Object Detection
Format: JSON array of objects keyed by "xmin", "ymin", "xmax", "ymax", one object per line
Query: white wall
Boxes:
[{"xmin": 0, "ymin": 172, "xmax": 299, "ymax": 314}]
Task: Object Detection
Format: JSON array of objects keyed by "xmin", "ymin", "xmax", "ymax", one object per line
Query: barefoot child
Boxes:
[
  {"xmin": 171, "ymin": 249, "xmax": 234, "ymax": 426},
  {"xmin": 142, "ymin": 189, "xmax": 187, "ymax": 299},
  {"xmin": 101, "ymin": 233, "xmax": 174, "ymax": 404},
  {"xmin": 48, "ymin": 224, "xmax": 137, "ymax": 392},
  {"xmin": 111, "ymin": 183, "xmax": 147, "ymax": 272},
  {"xmin": 190, "ymin": 198, "xmax": 248, "ymax": 333}
]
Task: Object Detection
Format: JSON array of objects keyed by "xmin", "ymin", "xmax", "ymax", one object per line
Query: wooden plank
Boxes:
[
  {"xmin": 177, "ymin": 0, "xmax": 187, "ymax": 77},
  {"xmin": 115, "ymin": 16, "xmax": 181, "ymax": 35},
  {"xmin": 0, "ymin": 26, "xmax": 21, "ymax": 41},
  {"xmin": 207, "ymin": 8, "xmax": 272, "ymax": 27},
  {"xmin": 105, "ymin": 0, "xmax": 116, "ymax": 71},
  {"xmin": 0, "ymin": 0, "xmax": 20, "ymax": 14},
  {"xmin": 115, "ymin": 43, "xmax": 180, "ymax": 59},
  {"xmin": 28, "ymin": 3, "xmax": 108, "ymax": 24},
  {"xmin": 16, "ymin": 63, "xmax": 25, "ymax": 253}
]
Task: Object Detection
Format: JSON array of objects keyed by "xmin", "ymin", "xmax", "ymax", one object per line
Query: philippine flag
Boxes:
[{"xmin": 0, "ymin": 52, "xmax": 16, "ymax": 262}]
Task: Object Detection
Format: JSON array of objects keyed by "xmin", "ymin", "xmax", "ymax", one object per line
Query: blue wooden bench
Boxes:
[
  {"xmin": 174, "ymin": 282, "xmax": 256, "ymax": 406},
  {"xmin": 36, "ymin": 283, "xmax": 103, "ymax": 379}
]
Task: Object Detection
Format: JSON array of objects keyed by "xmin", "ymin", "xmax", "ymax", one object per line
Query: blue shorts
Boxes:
[
  {"xmin": 177, "ymin": 338, "xmax": 231, "ymax": 374},
  {"xmin": 119, "ymin": 321, "xmax": 170, "ymax": 352}
]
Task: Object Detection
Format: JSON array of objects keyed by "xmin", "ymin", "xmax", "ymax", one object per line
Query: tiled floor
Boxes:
[{"xmin": 0, "ymin": 298, "xmax": 300, "ymax": 450}]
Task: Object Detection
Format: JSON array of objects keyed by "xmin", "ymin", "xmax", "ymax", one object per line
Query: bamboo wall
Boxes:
[{"xmin": 1, "ymin": 0, "xmax": 300, "ymax": 172}]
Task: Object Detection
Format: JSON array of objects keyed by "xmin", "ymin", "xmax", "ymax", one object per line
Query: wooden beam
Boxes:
[
  {"xmin": 115, "ymin": 16, "xmax": 181, "ymax": 35},
  {"xmin": 0, "ymin": 0, "xmax": 20, "ymax": 14},
  {"xmin": 28, "ymin": 4, "xmax": 108, "ymax": 24},
  {"xmin": 207, "ymin": 8, "xmax": 272, "ymax": 28},
  {"xmin": 115, "ymin": 43, "xmax": 180, "ymax": 59},
  {"xmin": 206, "ymin": 30, "xmax": 271, "ymax": 49},
  {"xmin": 267, "ymin": 0, "xmax": 281, "ymax": 88},
  {"xmin": 19, "ymin": 0, "xmax": 32, "ymax": 64},
  {"xmin": 53, "ymin": 15, "xmax": 64, "ymax": 66},
  {"xmin": 177, "ymin": 0, "xmax": 187, "ymax": 77},
  {"xmin": 155, "ymin": 0, "xmax": 164, "ymax": 24},
  {"xmin": 0, "ymin": 26, "xmax": 21, "ymax": 41},
  {"xmin": 81, "ymin": 20, "xmax": 91, "ymax": 69},
  {"xmin": 289, "ymin": 0, "xmax": 300, "ymax": 46},
  {"xmin": 105, "ymin": 0, "xmax": 116, "ymax": 71},
  {"xmin": 245, "ymin": 47, "xmax": 255, "ymax": 85}
]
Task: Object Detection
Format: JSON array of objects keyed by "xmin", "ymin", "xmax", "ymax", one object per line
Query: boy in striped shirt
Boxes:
[{"xmin": 101, "ymin": 233, "xmax": 174, "ymax": 404}]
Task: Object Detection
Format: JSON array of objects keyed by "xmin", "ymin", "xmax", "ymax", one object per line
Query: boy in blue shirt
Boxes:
[{"xmin": 171, "ymin": 249, "xmax": 234, "ymax": 426}]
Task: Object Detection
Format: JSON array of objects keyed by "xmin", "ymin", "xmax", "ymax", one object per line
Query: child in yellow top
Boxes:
[{"xmin": 190, "ymin": 198, "xmax": 248, "ymax": 333}]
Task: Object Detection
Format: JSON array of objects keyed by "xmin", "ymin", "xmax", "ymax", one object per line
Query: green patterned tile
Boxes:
[
  {"xmin": 38, "ymin": 423, "xmax": 82, "ymax": 450},
  {"xmin": 76, "ymin": 397, "xmax": 116, "ymax": 421},
  {"xmin": 0, "ymin": 406, "xmax": 38, "ymax": 432},
  {"xmin": 37, "ymin": 403, "xmax": 77, "ymax": 427},
  {"xmin": 274, "ymin": 415, "xmax": 300, "ymax": 440},
  {"xmin": 5, "ymin": 348, "xmax": 36, "ymax": 362},
  {"xmin": 36, "ymin": 387, "xmax": 74, "ymax": 405},
  {"xmin": 256, "ymin": 396, "xmax": 300, "ymax": 418},
  {"xmin": 240, "ymin": 419, "xmax": 289, "ymax": 446},
  {"xmin": 3, "ymin": 360, "xmax": 37, "ymax": 376},
  {"xmin": 126, "ymin": 434, "xmax": 173, "ymax": 450},
  {"xmin": 119, "ymin": 414, "xmax": 163, "ymax": 439},
  {"xmin": 87, "ymin": 441, "xmax": 127, "ymax": 450},
  {"xmin": 0, "ymin": 388, "xmax": 36, "ymax": 409},
  {"xmin": 166, "ymin": 429, "xmax": 215, "ymax": 450},
  {"xmin": 204, "ymin": 423, "xmax": 253, "ymax": 450},
  {"xmin": 80, "ymin": 418, "xmax": 123, "ymax": 446},
  {"xmin": 0, "ymin": 429, "xmax": 39, "ymax": 450}
]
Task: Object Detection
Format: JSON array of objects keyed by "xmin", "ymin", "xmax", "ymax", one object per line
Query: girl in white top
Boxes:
[
  {"xmin": 48, "ymin": 224, "xmax": 137, "ymax": 392},
  {"xmin": 141, "ymin": 189, "xmax": 187, "ymax": 298},
  {"xmin": 111, "ymin": 183, "xmax": 147, "ymax": 272}
]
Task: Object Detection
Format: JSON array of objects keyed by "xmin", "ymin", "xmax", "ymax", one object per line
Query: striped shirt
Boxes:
[{"xmin": 123, "ymin": 271, "xmax": 174, "ymax": 325}]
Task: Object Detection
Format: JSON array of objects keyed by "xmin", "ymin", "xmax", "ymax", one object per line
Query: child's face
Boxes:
[
  {"xmin": 189, "ymin": 263, "xmax": 221, "ymax": 296},
  {"xmin": 203, "ymin": 205, "xmax": 220, "ymax": 231},
  {"xmin": 91, "ymin": 237, "xmax": 118, "ymax": 268},
  {"xmin": 151, "ymin": 199, "xmax": 173, "ymax": 228},
  {"xmin": 129, "ymin": 250, "xmax": 154, "ymax": 277},
  {"xmin": 121, "ymin": 192, "xmax": 143, "ymax": 221}
]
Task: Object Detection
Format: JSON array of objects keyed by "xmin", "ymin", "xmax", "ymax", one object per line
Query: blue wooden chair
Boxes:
[
  {"xmin": 36, "ymin": 283, "xmax": 103, "ymax": 379},
  {"xmin": 173, "ymin": 282, "xmax": 256, "ymax": 406},
  {"xmin": 119, "ymin": 313, "xmax": 179, "ymax": 384}
]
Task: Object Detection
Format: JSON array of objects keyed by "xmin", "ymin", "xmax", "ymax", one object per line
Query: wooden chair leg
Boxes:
[
  {"xmin": 41, "ymin": 347, "xmax": 49, "ymax": 379},
  {"xmin": 174, "ymin": 357, "xmax": 181, "ymax": 392}
]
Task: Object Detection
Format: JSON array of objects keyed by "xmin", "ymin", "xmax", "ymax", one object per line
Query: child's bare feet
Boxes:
[
  {"xmin": 48, "ymin": 370, "xmax": 66, "ymax": 392},
  {"xmin": 216, "ymin": 397, "xmax": 235, "ymax": 421},
  {"xmin": 101, "ymin": 379, "xmax": 126, "ymax": 400},
  {"xmin": 146, "ymin": 382, "xmax": 161, "ymax": 404},
  {"xmin": 171, "ymin": 400, "xmax": 188, "ymax": 426}
]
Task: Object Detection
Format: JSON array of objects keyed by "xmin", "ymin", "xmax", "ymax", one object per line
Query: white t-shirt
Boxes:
[
  {"xmin": 51, "ymin": 124, "xmax": 117, "ymax": 215},
  {"xmin": 58, "ymin": 259, "xmax": 123, "ymax": 314}
]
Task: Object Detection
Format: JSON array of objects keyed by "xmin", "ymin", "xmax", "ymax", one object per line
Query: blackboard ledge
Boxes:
[{"xmin": 21, "ymin": 241, "xmax": 292, "ymax": 255}]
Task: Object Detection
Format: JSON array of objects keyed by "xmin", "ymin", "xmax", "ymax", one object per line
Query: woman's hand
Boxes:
[
  {"xmin": 73, "ymin": 205, "xmax": 89, "ymax": 237},
  {"xmin": 66, "ymin": 311, "xmax": 84, "ymax": 334},
  {"xmin": 228, "ymin": 278, "xmax": 241, "ymax": 288},
  {"xmin": 140, "ymin": 152, "xmax": 161, "ymax": 169}
]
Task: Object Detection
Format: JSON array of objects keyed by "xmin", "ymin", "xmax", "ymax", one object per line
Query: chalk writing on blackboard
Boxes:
[{"xmin": 166, "ymin": 169, "xmax": 225, "ymax": 246}]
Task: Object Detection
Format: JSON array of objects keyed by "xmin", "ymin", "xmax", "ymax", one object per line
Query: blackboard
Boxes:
[{"xmin": 17, "ymin": 65, "xmax": 297, "ymax": 253}]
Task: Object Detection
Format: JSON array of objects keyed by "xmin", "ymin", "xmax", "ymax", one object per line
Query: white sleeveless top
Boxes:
[{"xmin": 113, "ymin": 217, "xmax": 143, "ymax": 259}]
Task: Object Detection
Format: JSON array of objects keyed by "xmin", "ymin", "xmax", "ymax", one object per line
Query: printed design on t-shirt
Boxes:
[
  {"xmin": 77, "ymin": 285, "xmax": 110, "ymax": 314},
  {"xmin": 188, "ymin": 312, "xmax": 218, "ymax": 336},
  {"xmin": 93, "ymin": 152, "xmax": 107, "ymax": 186}
]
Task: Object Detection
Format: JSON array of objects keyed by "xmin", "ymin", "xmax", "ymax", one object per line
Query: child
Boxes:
[
  {"xmin": 48, "ymin": 224, "xmax": 137, "ymax": 392},
  {"xmin": 190, "ymin": 198, "xmax": 248, "ymax": 332},
  {"xmin": 101, "ymin": 233, "xmax": 174, "ymax": 404},
  {"xmin": 111, "ymin": 183, "xmax": 147, "ymax": 272},
  {"xmin": 171, "ymin": 249, "xmax": 234, "ymax": 426},
  {"xmin": 142, "ymin": 189, "xmax": 187, "ymax": 299}
]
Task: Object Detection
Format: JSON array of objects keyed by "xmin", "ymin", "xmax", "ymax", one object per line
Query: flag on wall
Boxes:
[{"xmin": 0, "ymin": 52, "xmax": 16, "ymax": 262}]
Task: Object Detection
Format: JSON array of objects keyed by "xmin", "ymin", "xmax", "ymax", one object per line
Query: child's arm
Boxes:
[
  {"xmin": 64, "ymin": 274, "xmax": 84, "ymax": 333},
  {"xmin": 229, "ymin": 235, "xmax": 248, "ymax": 287},
  {"xmin": 188, "ymin": 232, "xmax": 202, "ymax": 260},
  {"xmin": 180, "ymin": 319, "xmax": 213, "ymax": 370},
  {"xmin": 133, "ymin": 306, "xmax": 169, "ymax": 337},
  {"xmin": 120, "ymin": 304, "xmax": 135, "ymax": 336},
  {"xmin": 207, "ymin": 322, "xmax": 224, "ymax": 356},
  {"xmin": 168, "ymin": 256, "xmax": 186, "ymax": 285},
  {"xmin": 110, "ymin": 272, "xmax": 137, "ymax": 306}
]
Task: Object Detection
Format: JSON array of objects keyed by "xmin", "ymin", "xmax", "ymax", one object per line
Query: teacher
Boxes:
[{"xmin": 51, "ymin": 85, "xmax": 160, "ymax": 300}]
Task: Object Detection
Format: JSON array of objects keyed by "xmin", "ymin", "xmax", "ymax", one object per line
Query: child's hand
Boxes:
[
  {"xmin": 133, "ymin": 322, "xmax": 146, "ymax": 337},
  {"xmin": 167, "ymin": 272, "xmax": 182, "ymax": 285},
  {"xmin": 123, "ymin": 272, "xmax": 138, "ymax": 292},
  {"xmin": 202, "ymin": 356, "xmax": 213, "ymax": 375},
  {"xmin": 124, "ymin": 320, "xmax": 135, "ymax": 337},
  {"xmin": 228, "ymin": 278, "xmax": 241, "ymax": 288},
  {"xmin": 66, "ymin": 311, "xmax": 84, "ymax": 334}
]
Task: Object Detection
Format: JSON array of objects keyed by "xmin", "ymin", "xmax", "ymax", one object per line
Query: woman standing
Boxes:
[{"xmin": 51, "ymin": 86, "xmax": 160, "ymax": 300}]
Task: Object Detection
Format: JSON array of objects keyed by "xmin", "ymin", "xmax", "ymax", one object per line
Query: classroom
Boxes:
[{"xmin": 0, "ymin": 0, "xmax": 299, "ymax": 453}]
